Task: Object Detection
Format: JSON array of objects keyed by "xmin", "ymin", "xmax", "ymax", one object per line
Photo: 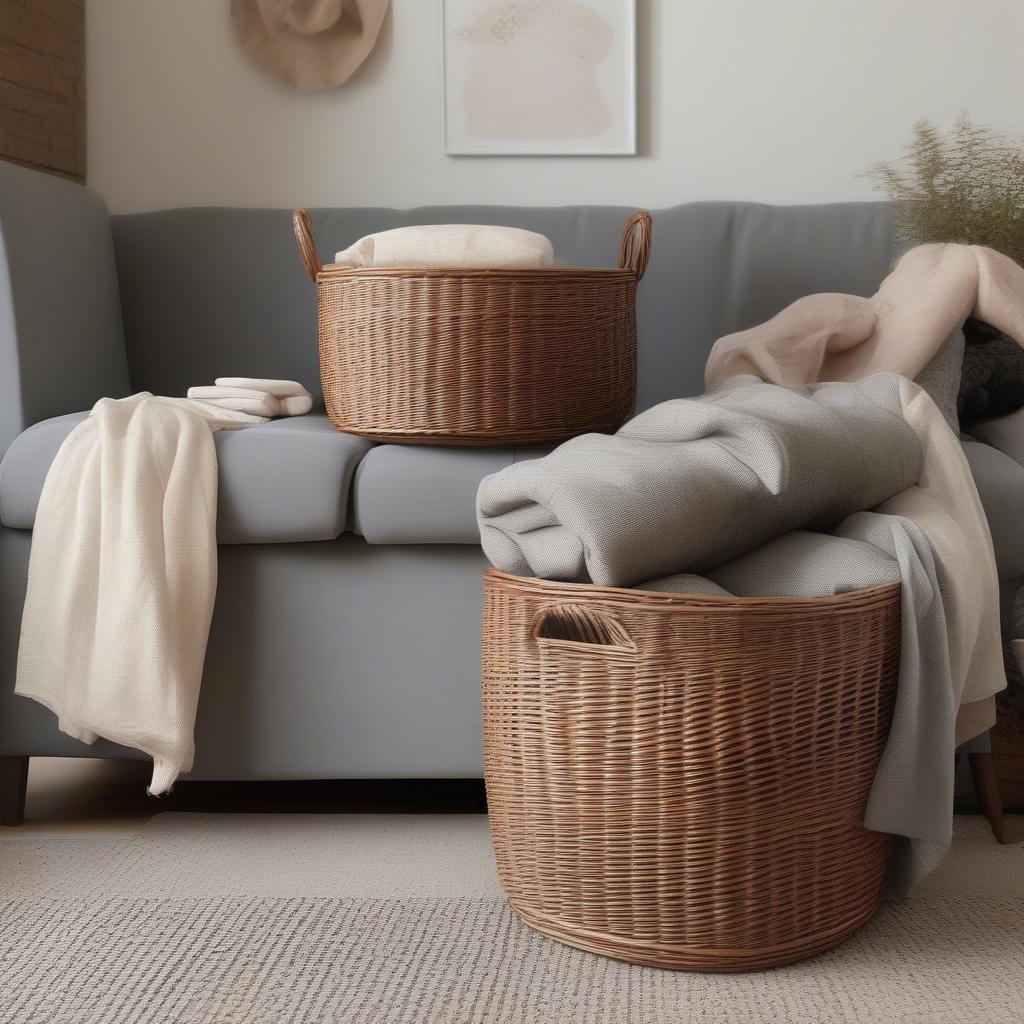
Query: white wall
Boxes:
[{"xmin": 87, "ymin": 0, "xmax": 1024, "ymax": 213}]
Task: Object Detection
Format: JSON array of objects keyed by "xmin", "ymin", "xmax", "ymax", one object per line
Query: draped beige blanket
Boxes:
[{"xmin": 706, "ymin": 243, "xmax": 1024, "ymax": 743}]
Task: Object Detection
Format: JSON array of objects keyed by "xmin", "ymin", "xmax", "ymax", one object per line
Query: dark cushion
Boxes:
[{"xmin": 0, "ymin": 412, "xmax": 372, "ymax": 544}]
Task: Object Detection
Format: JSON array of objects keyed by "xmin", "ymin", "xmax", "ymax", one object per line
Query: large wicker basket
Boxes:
[
  {"xmin": 482, "ymin": 569, "xmax": 901, "ymax": 972},
  {"xmin": 293, "ymin": 209, "xmax": 652, "ymax": 446}
]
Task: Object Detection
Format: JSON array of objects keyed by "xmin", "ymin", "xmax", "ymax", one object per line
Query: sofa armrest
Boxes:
[{"xmin": 0, "ymin": 161, "xmax": 130, "ymax": 459}]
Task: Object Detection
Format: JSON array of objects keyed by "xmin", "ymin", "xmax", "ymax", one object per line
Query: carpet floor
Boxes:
[{"xmin": 1, "ymin": 813, "xmax": 1020, "ymax": 1023}]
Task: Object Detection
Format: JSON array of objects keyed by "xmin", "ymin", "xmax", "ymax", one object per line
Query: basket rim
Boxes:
[
  {"xmin": 316, "ymin": 265, "xmax": 639, "ymax": 283},
  {"xmin": 483, "ymin": 567, "xmax": 901, "ymax": 612}
]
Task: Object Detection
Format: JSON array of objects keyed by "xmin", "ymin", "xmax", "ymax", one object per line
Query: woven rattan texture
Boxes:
[
  {"xmin": 294, "ymin": 209, "xmax": 651, "ymax": 446},
  {"xmin": 481, "ymin": 570, "xmax": 902, "ymax": 971}
]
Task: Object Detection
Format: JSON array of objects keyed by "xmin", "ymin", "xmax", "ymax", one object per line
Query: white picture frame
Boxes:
[{"xmin": 442, "ymin": 0, "xmax": 637, "ymax": 156}]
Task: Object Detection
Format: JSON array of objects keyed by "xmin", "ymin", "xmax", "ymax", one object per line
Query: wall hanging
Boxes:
[
  {"xmin": 443, "ymin": 0, "xmax": 636, "ymax": 155},
  {"xmin": 231, "ymin": 0, "xmax": 390, "ymax": 91}
]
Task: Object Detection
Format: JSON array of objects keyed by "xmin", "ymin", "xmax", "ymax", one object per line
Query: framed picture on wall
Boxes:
[{"xmin": 442, "ymin": 0, "xmax": 637, "ymax": 156}]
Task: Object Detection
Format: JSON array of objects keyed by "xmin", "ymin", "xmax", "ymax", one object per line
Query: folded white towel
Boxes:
[
  {"xmin": 186, "ymin": 380, "xmax": 313, "ymax": 419},
  {"xmin": 332, "ymin": 224, "xmax": 555, "ymax": 269},
  {"xmin": 280, "ymin": 394, "xmax": 313, "ymax": 416},
  {"xmin": 215, "ymin": 378, "xmax": 311, "ymax": 399},
  {"xmin": 181, "ymin": 398, "xmax": 269, "ymax": 429},
  {"xmin": 198, "ymin": 395, "xmax": 313, "ymax": 417},
  {"xmin": 194, "ymin": 395, "xmax": 280, "ymax": 418},
  {"xmin": 188, "ymin": 385, "xmax": 274, "ymax": 402}
]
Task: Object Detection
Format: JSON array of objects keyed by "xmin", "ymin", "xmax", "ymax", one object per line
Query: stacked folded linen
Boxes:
[{"xmin": 187, "ymin": 378, "xmax": 313, "ymax": 418}]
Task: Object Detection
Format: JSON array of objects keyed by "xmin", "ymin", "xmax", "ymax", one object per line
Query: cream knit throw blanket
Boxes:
[
  {"xmin": 14, "ymin": 393, "xmax": 266, "ymax": 794},
  {"xmin": 706, "ymin": 243, "xmax": 1024, "ymax": 743}
]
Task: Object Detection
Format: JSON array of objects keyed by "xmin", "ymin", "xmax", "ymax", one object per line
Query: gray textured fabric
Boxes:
[
  {"xmin": 961, "ymin": 440, "xmax": 1024, "ymax": 582},
  {"xmin": 352, "ymin": 444, "xmax": 549, "ymax": 544},
  {"xmin": 0, "ymin": 412, "xmax": 372, "ymax": 543},
  {"xmin": 844, "ymin": 514, "xmax": 957, "ymax": 898},
  {"xmin": 111, "ymin": 202, "xmax": 896, "ymax": 409},
  {"xmin": 704, "ymin": 528, "xmax": 903, "ymax": 595},
  {"xmin": 0, "ymin": 529, "xmax": 491, "ymax": 776},
  {"xmin": 0, "ymin": 161, "xmax": 130, "ymax": 459},
  {"xmin": 478, "ymin": 375, "xmax": 922, "ymax": 587},
  {"xmin": 913, "ymin": 327, "xmax": 966, "ymax": 434},
  {"xmin": 633, "ymin": 574, "xmax": 732, "ymax": 596},
  {"xmin": 640, "ymin": 514, "xmax": 955, "ymax": 897}
]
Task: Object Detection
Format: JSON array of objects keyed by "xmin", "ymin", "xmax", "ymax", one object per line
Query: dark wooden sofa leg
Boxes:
[
  {"xmin": 968, "ymin": 751, "xmax": 1011, "ymax": 844},
  {"xmin": 0, "ymin": 756, "xmax": 29, "ymax": 827}
]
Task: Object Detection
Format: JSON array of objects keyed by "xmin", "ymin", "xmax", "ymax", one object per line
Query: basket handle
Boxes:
[
  {"xmin": 293, "ymin": 208, "xmax": 323, "ymax": 283},
  {"xmin": 532, "ymin": 603, "xmax": 634, "ymax": 649},
  {"xmin": 618, "ymin": 211, "xmax": 653, "ymax": 282}
]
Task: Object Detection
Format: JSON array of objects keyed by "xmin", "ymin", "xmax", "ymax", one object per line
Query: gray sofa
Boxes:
[{"xmin": 1, "ymin": 160, "xmax": 1019, "ymax": 803}]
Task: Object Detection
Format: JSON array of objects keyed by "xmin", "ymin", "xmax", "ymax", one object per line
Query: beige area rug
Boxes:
[{"xmin": 1, "ymin": 814, "xmax": 1021, "ymax": 1024}]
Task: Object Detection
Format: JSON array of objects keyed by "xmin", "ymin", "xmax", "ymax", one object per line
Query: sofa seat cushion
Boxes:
[
  {"xmin": 962, "ymin": 440, "xmax": 1024, "ymax": 583},
  {"xmin": 0, "ymin": 411, "xmax": 373, "ymax": 544},
  {"xmin": 353, "ymin": 440, "xmax": 1024, "ymax": 562},
  {"xmin": 352, "ymin": 444, "xmax": 550, "ymax": 544}
]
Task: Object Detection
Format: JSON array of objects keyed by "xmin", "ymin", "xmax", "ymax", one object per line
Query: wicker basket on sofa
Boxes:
[
  {"xmin": 292, "ymin": 208, "xmax": 652, "ymax": 446},
  {"xmin": 482, "ymin": 568, "xmax": 901, "ymax": 972}
]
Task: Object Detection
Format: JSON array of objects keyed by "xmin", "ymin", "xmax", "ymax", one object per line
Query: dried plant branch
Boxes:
[{"xmin": 867, "ymin": 114, "xmax": 1024, "ymax": 266}]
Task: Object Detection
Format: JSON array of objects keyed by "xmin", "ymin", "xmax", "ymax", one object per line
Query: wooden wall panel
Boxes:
[{"xmin": 0, "ymin": 0, "xmax": 84, "ymax": 180}]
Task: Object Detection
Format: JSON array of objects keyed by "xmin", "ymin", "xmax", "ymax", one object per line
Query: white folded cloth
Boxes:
[
  {"xmin": 187, "ymin": 387, "xmax": 280, "ymax": 418},
  {"xmin": 280, "ymin": 395, "xmax": 314, "ymax": 415},
  {"xmin": 188, "ymin": 386, "xmax": 274, "ymax": 401},
  {"xmin": 215, "ymin": 377, "xmax": 311, "ymax": 398},
  {"xmin": 332, "ymin": 224, "xmax": 555, "ymax": 269},
  {"xmin": 186, "ymin": 379, "xmax": 313, "ymax": 419}
]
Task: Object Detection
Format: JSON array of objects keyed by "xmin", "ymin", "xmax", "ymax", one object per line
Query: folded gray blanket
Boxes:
[
  {"xmin": 477, "ymin": 374, "xmax": 922, "ymax": 587},
  {"xmin": 641, "ymin": 514, "xmax": 955, "ymax": 899}
]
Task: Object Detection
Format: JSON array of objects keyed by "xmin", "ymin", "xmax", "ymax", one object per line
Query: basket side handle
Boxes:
[
  {"xmin": 532, "ymin": 603, "xmax": 634, "ymax": 649},
  {"xmin": 618, "ymin": 211, "xmax": 653, "ymax": 282},
  {"xmin": 293, "ymin": 208, "xmax": 324, "ymax": 283}
]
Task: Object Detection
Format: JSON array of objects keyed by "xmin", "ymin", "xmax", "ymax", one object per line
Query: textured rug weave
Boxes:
[{"xmin": 1, "ymin": 815, "xmax": 1021, "ymax": 1024}]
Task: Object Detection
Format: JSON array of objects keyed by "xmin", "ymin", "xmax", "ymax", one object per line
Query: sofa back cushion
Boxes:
[
  {"xmin": 112, "ymin": 201, "xmax": 894, "ymax": 411},
  {"xmin": 0, "ymin": 161, "xmax": 130, "ymax": 456}
]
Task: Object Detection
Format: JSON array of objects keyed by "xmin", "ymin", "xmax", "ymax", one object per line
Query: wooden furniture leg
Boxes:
[
  {"xmin": 0, "ymin": 755, "xmax": 29, "ymax": 827},
  {"xmin": 968, "ymin": 751, "xmax": 1011, "ymax": 844}
]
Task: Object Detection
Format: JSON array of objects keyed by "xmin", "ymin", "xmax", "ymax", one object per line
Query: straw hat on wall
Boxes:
[{"xmin": 231, "ymin": 0, "xmax": 390, "ymax": 91}]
